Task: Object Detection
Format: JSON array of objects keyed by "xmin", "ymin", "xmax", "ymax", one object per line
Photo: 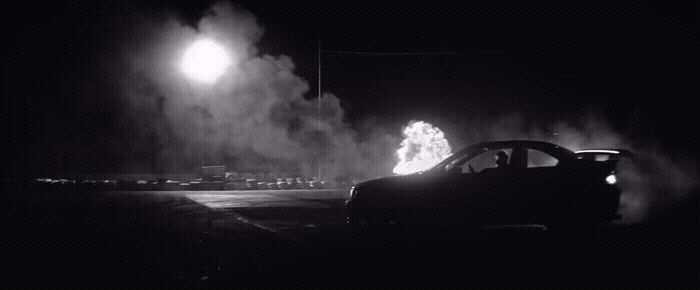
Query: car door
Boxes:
[
  {"xmin": 458, "ymin": 148, "xmax": 516, "ymax": 226},
  {"xmin": 490, "ymin": 146, "xmax": 527, "ymax": 225},
  {"xmin": 432, "ymin": 151, "xmax": 480, "ymax": 225},
  {"xmin": 521, "ymin": 148, "xmax": 562, "ymax": 224}
]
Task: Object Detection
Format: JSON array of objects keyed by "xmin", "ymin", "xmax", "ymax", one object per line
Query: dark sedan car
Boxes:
[{"xmin": 346, "ymin": 141, "xmax": 621, "ymax": 229}]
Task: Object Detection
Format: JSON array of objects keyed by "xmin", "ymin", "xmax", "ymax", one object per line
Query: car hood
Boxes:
[{"xmin": 354, "ymin": 172, "xmax": 425, "ymax": 191}]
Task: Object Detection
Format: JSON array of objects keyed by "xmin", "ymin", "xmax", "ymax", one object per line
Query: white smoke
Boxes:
[{"xmin": 117, "ymin": 3, "xmax": 399, "ymax": 181}]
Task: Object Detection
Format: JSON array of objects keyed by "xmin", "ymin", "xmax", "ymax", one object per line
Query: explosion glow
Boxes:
[
  {"xmin": 393, "ymin": 121, "xmax": 452, "ymax": 174},
  {"xmin": 180, "ymin": 39, "xmax": 231, "ymax": 83}
]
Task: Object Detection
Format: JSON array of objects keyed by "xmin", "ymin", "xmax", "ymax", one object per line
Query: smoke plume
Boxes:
[{"xmin": 116, "ymin": 3, "xmax": 398, "ymax": 181}]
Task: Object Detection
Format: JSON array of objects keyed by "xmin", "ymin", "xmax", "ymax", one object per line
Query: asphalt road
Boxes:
[
  {"xmin": 5, "ymin": 187, "xmax": 698, "ymax": 287},
  {"xmin": 120, "ymin": 189, "xmax": 351, "ymax": 242}
]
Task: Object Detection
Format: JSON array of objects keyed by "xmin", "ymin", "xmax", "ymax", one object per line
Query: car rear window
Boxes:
[{"xmin": 528, "ymin": 149, "xmax": 559, "ymax": 168}]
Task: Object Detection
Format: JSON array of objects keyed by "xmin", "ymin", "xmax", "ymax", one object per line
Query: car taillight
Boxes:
[{"xmin": 606, "ymin": 172, "xmax": 617, "ymax": 185}]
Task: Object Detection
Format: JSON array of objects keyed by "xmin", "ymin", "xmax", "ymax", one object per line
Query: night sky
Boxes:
[{"xmin": 3, "ymin": 1, "xmax": 696, "ymax": 180}]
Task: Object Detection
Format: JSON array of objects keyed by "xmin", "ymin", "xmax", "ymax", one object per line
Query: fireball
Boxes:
[{"xmin": 393, "ymin": 121, "xmax": 452, "ymax": 174}]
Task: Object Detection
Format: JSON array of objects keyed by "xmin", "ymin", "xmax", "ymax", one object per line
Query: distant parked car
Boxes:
[
  {"xmin": 178, "ymin": 182, "xmax": 192, "ymax": 190},
  {"xmin": 135, "ymin": 179, "xmax": 152, "ymax": 190},
  {"xmin": 97, "ymin": 180, "xmax": 117, "ymax": 190},
  {"xmin": 45, "ymin": 179, "xmax": 76, "ymax": 189},
  {"xmin": 277, "ymin": 178, "xmax": 291, "ymax": 190},
  {"xmin": 187, "ymin": 180, "xmax": 202, "ymax": 190},
  {"xmin": 79, "ymin": 180, "xmax": 97, "ymax": 189},
  {"xmin": 308, "ymin": 180, "xmax": 325, "ymax": 189},
  {"xmin": 246, "ymin": 179, "xmax": 260, "ymax": 190},
  {"xmin": 162, "ymin": 180, "xmax": 183, "ymax": 191},
  {"xmin": 224, "ymin": 178, "xmax": 249, "ymax": 190},
  {"xmin": 256, "ymin": 181, "xmax": 269, "ymax": 190},
  {"xmin": 292, "ymin": 178, "xmax": 307, "ymax": 189}
]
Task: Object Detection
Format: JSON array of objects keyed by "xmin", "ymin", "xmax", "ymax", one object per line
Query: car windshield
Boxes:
[{"xmin": 425, "ymin": 144, "xmax": 491, "ymax": 173}]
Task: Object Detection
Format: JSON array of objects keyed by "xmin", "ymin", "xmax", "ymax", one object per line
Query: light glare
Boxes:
[
  {"xmin": 180, "ymin": 39, "xmax": 231, "ymax": 83},
  {"xmin": 606, "ymin": 174, "xmax": 617, "ymax": 185}
]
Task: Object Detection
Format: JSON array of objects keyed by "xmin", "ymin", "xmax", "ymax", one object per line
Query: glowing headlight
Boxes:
[{"xmin": 606, "ymin": 173, "xmax": 617, "ymax": 185}]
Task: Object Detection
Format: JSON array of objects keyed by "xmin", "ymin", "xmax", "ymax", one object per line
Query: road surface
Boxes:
[{"xmin": 5, "ymin": 187, "xmax": 698, "ymax": 287}]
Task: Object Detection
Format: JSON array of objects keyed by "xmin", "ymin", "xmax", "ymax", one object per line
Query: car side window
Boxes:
[
  {"xmin": 461, "ymin": 149, "xmax": 513, "ymax": 173},
  {"xmin": 527, "ymin": 149, "xmax": 559, "ymax": 168}
]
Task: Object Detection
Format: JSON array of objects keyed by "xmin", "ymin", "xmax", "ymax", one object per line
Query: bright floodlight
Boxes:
[{"xmin": 180, "ymin": 39, "xmax": 231, "ymax": 83}]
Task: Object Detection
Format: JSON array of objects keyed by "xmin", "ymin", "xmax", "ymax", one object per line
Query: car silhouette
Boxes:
[{"xmin": 346, "ymin": 141, "xmax": 621, "ymax": 229}]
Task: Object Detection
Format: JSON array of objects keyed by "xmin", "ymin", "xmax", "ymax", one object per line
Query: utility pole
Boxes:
[{"xmin": 317, "ymin": 41, "xmax": 322, "ymax": 182}]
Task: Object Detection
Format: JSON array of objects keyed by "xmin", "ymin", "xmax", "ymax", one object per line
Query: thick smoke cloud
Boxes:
[{"xmin": 117, "ymin": 3, "xmax": 398, "ymax": 181}]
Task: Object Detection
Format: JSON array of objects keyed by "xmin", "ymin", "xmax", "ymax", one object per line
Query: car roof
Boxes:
[{"xmin": 465, "ymin": 140, "xmax": 574, "ymax": 155}]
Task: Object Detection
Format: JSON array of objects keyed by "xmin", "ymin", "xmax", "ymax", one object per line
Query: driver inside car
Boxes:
[{"xmin": 495, "ymin": 151, "xmax": 509, "ymax": 168}]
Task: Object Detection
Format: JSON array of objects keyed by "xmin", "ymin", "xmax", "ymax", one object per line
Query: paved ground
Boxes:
[{"xmin": 4, "ymin": 186, "xmax": 698, "ymax": 287}]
